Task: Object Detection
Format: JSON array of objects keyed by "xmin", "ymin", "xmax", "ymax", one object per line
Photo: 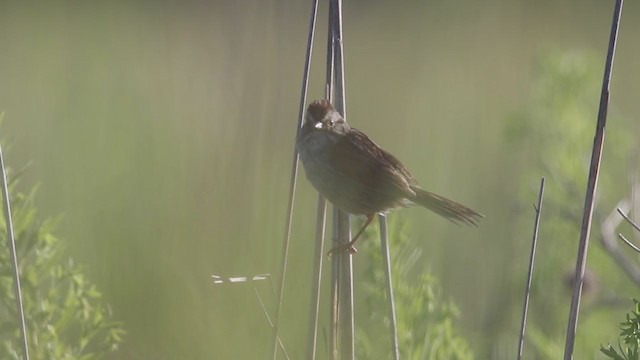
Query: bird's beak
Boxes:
[{"xmin": 314, "ymin": 122, "xmax": 323, "ymax": 129}]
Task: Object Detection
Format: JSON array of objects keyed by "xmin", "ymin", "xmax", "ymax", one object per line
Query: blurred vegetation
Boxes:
[
  {"xmin": 0, "ymin": 174, "xmax": 124, "ymax": 359},
  {"xmin": 0, "ymin": 1, "xmax": 638, "ymax": 359},
  {"xmin": 503, "ymin": 51, "xmax": 636, "ymax": 359}
]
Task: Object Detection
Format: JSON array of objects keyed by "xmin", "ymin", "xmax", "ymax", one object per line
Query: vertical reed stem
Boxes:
[
  {"xmin": 306, "ymin": 195, "xmax": 326, "ymax": 359},
  {"xmin": 271, "ymin": 0, "xmax": 319, "ymax": 358},
  {"xmin": 517, "ymin": 177, "xmax": 546, "ymax": 360},
  {"xmin": 563, "ymin": 1, "xmax": 623, "ymax": 358}
]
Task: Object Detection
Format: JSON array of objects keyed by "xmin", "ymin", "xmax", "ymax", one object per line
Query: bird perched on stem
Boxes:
[{"xmin": 296, "ymin": 99, "xmax": 482, "ymax": 255}]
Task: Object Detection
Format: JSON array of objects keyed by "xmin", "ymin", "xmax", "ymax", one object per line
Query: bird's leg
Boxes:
[
  {"xmin": 346, "ymin": 214, "xmax": 375, "ymax": 249},
  {"xmin": 327, "ymin": 214, "xmax": 375, "ymax": 257}
]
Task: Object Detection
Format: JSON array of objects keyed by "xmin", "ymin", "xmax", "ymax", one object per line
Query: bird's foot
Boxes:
[{"xmin": 327, "ymin": 243, "xmax": 357, "ymax": 258}]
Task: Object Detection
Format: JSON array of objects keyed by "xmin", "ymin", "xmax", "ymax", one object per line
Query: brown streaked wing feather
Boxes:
[{"xmin": 327, "ymin": 128, "xmax": 415, "ymax": 199}]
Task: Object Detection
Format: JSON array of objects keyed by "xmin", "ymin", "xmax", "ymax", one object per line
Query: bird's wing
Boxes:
[{"xmin": 327, "ymin": 128, "xmax": 415, "ymax": 198}]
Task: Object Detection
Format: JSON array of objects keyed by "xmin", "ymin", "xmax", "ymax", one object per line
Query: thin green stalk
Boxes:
[
  {"xmin": 379, "ymin": 214, "xmax": 400, "ymax": 360},
  {"xmin": 0, "ymin": 142, "xmax": 30, "ymax": 360}
]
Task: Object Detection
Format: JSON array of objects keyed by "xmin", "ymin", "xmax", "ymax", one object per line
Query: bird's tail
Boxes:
[{"xmin": 410, "ymin": 186, "xmax": 483, "ymax": 226}]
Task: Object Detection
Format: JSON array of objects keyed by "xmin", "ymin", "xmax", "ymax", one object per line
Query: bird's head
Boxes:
[{"xmin": 305, "ymin": 99, "xmax": 349, "ymax": 134}]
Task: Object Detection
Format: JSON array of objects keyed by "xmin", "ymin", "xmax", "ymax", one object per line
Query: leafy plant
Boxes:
[
  {"xmin": 0, "ymin": 178, "xmax": 124, "ymax": 359},
  {"xmin": 356, "ymin": 218, "xmax": 473, "ymax": 360},
  {"xmin": 601, "ymin": 299, "xmax": 640, "ymax": 360}
]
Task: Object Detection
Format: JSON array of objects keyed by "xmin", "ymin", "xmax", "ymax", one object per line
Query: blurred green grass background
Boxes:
[{"xmin": 1, "ymin": 0, "xmax": 639, "ymax": 358}]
